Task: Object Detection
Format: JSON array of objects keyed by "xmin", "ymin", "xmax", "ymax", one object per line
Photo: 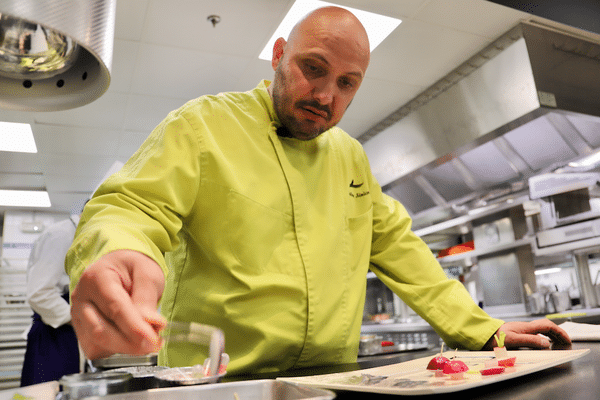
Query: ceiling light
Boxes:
[
  {"xmin": 0, "ymin": 121, "xmax": 37, "ymax": 153},
  {"xmin": 0, "ymin": 0, "xmax": 116, "ymax": 111},
  {"xmin": 0, "ymin": 190, "xmax": 51, "ymax": 207},
  {"xmin": 534, "ymin": 267, "xmax": 562, "ymax": 276},
  {"xmin": 258, "ymin": 0, "xmax": 401, "ymax": 61}
]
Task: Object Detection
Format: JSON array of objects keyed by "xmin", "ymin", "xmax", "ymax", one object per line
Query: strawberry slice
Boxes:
[
  {"xmin": 498, "ymin": 357, "xmax": 516, "ymax": 367},
  {"xmin": 481, "ymin": 366, "xmax": 506, "ymax": 375}
]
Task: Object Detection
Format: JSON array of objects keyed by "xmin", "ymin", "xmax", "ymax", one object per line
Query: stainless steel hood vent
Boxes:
[
  {"xmin": 0, "ymin": 0, "xmax": 116, "ymax": 111},
  {"xmin": 359, "ymin": 20, "xmax": 600, "ymax": 226}
]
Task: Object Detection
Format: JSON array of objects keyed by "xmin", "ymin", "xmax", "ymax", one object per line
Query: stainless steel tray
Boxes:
[{"xmin": 84, "ymin": 379, "xmax": 335, "ymax": 400}]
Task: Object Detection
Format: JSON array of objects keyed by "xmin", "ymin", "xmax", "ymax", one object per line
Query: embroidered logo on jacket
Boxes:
[{"xmin": 349, "ymin": 179, "xmax": 369, "ymax": 198}]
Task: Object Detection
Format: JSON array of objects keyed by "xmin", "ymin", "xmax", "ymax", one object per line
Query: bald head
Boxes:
[{"xmin": 288, "ymin": 6, "xmax": 370, "ymax": 71}]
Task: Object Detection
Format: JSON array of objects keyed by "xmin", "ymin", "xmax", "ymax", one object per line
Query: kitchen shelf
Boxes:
[
  {"xmin": 413, "ymin": 195, "xmax": 530, "ymax": 237},
  {"xmin": 436, "ymin": 237, "xmax": 535, "ymax": 265}
]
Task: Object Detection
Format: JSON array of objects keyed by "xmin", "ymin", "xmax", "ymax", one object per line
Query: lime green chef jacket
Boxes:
[{"xmin": 66, "ymin": 80, "xmax": 503, "ymax": 375}]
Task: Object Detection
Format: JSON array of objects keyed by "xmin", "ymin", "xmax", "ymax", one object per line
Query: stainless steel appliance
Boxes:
[{"xmin": 529, "ymin": 172, "xmax": 600, "ymax": 247}]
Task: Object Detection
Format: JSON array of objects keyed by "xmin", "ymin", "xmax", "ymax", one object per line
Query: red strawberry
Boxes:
[
  {"xmin": 442, "ymin": 360, "xmax": 469, "ymax": 374},
  {"xmin": 427, "ymin": 355, "xmax": 450, "ymax": 370}
]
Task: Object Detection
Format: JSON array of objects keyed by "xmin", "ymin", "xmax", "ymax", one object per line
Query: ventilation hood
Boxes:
[
  {"xmin": 359, "ymin": 20, "xmax": 600, "ymax": 229},
  {"xmin": 0, "ymin": 0, "xmax": 116, "ymax": 111}
]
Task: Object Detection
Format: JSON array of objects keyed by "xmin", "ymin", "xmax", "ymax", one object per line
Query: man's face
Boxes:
[{"xmin": 269, "ymin": 26, "xmax": 369, "ymax": 140}]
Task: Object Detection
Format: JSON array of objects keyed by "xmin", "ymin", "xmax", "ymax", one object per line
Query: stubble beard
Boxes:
[{"xmin": 271, "ymin": 67, "xmax": 328, "ymax": 141}]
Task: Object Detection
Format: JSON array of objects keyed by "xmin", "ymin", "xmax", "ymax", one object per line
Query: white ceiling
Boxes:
[{"xmin": 0, "ymin": 0, "xmax": 534, "ymax": 214}]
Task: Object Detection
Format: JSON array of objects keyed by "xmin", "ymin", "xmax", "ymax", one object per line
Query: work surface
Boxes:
[
  {"xmin": 3, "ymin": 343, "xmax": 598, "ymax": 399},
  {"xmin": 238, "ymin": 342, "xmax": 599, "ymax": 399}
]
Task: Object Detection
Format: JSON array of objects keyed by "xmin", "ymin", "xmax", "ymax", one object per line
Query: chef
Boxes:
[
  {"xmin": 21, "ymin": 214, "xmax": 81, "ymax": 386},
  {"xmin": 66, "ymin": 6, "xmax": 570, "ymax": 375}
]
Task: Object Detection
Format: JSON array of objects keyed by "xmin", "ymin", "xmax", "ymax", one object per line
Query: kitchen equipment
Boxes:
[
  {"xmin": 154, "ymin": 366, "xmax": 226, "ymax": 387},
  {"xmin": 549, "ymin": 291, "xmax": 571, "ymax": 313},
  {"xmin": 57, "ymin": 371, "xmax": 133, "ymax": 400},
  {"xmin": 530, "ymin": 173, "xmax": 600, "ymax": 229},
  {"xmin": 473, "ymin": 218, "xmax": 515, "ymax": 250},
  {"xmin": 82, "ymin": 379, "xmax": 335, "ymax": 400},
  {"xmin": 91, "ymin": 353, "xmax": 157, "ymax": 371},
  {"xmin": 110, "ymin": 366, "xmax": 169, "ymax": 391},
  {"xmin": 161, "ymin": 321, "xmax": 225, "ymax": 377},
  {"xmin": 525, "ymin": 292, "xmax": 547, "ymax": 315}
]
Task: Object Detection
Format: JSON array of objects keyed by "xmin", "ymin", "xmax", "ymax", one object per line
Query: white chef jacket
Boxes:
[{"xmin": 26, "ymin": 215, "xmax": 79, "ymax": 328}]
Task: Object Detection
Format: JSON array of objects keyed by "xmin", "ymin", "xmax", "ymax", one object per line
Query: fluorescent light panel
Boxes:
[
  {"xmin": 258, "ymin": 0, "xmax": 401, "ymax": 60},
  {"xmin": 0, "ymin": 121, "xmax": 37, "ymax": 153},
  {"xmin": 534, "ymin": 267, "xmax": 562, "ymax": 276},
  {"xmin": 0, "ymin": 190, "xmax": 51, "ymax": 207}
]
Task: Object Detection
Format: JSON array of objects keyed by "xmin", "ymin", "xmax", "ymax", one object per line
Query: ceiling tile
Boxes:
[
  {"xmin": 106, "ymin": 39, "xmax": 141, "ymax": 94},
  {"xmin": 123, "ymin": 94, "xmax": 189, "ymax": 132},
  {"xmin": 114, "ymin": 0, "xmax": 150, "ymax": 41},
  {"xmin": 141, "ymin": 0, "xmax": 290, "ymax": 56},
  {"xmin": 33, "ymin": 124, "xmax": 122, "ymax": 157},
  {"xmin": 366, "ymin": 18, "xmax": 491, "ymax": 87},
  {"xmin": 130, "ymin": 44, "xmax": 253, "ymax": 99},
  {"xmin": 32, "ymin": 92, "xmax": 129, "ymax": 130},
  {"xmin": 0, "ymin": 153, "xmax": 44, "ymax": 174}
]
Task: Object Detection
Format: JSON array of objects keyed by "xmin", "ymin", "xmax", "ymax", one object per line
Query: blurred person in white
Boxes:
[{"xmin": 20, "ymin": 212, "xmax": 82, "ymax": 386}]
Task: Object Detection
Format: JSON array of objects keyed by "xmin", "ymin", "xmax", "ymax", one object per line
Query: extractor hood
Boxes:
[
  {"xmin": 0, "ymin": 0, "xmax": 116, "ymax": 111},
  {"xmin": 358, "ymin": 20, "xmax": 600, "ymax": 228}
]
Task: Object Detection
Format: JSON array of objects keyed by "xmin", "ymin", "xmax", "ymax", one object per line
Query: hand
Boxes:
[
  {"xmin": 70, "ymin": 250, "xmax": 167, "ymax": 360},
  {"xmin": 483, "ymin": 319, "xmax": 572, "ymax": 350}
]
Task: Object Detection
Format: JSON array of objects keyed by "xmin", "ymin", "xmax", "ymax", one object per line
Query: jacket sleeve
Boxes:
[
  {"xmin": 66, "ymin": 108, "xmax": 202, "ymax": 290},
  {"xmin": 365, "ymin": 163, "xmax": 503, "ymax": 350}
]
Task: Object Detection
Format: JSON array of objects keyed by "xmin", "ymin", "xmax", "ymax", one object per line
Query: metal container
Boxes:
[
  {"xmin": 58, "ymin": 371, "xmax": 133, "ymax": 400},
  {"xmin": 549, "ymin": 291, "xmax": 571, "ymax": 313},
  {"xmin": 91, "ymin": 353, "xmax": 158, "ymax": 370},
  {"xmin": 110, "ymin": 366, "xmax": 169, "ymax": 391},
  {"xmin": 83, "ymin": 379, "xmax": 335, "ymax": 400},
  {"xmin": 526, "ymin": 292, "xmax": 547, "ymax": 315}
]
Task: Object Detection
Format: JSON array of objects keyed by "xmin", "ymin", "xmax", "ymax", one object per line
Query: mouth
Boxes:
[{"xmin": 301, "ymin": 106, "xmax": 329, "ymax": 121}]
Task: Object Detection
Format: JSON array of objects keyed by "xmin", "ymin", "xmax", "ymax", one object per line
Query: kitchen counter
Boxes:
[
  {"xmin": 234, "ymin": 342, "xmax": 599, "ymax": 399},
  {"xmin": 3, "ymin": 342, "xmax": 598, "ymax": 399}
]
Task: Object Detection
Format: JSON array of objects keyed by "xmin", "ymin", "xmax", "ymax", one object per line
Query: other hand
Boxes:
[
  {"xmin": 70, "ymin": 249, "xmax": 167, "ymax": 360},
  {"xmin": 483, "ymin": 319, "xmax": 572, "ymax": 350}
]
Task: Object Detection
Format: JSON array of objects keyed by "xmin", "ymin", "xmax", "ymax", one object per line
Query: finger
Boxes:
[
  {"xmin": 79, "ymin": 301, "xmax": 152, "ymax": 358},
  {"xmin": 505, "ymin": 332, "xmax": 551, "ymax": 349},
  {"xmin": 93, "ymin": 277, "xmax": 162, "ymax": 354},
  {"xmin": 528, "ymin": 319, "xmax": 572, "ymax": 345}
]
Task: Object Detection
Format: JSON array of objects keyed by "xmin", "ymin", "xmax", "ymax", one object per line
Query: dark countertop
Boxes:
[
  {"xmin": 229, "ymin": 342, "xmax": 600, "ymax": 399},
  {"xmin": 4, "ymin": 343, "xmax": 597, "ymax": 399}
]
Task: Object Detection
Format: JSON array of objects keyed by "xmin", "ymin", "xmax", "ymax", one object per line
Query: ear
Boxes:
[{"xmin": 271, "ymin": 37, "xmax": 287, "ymax": 70}]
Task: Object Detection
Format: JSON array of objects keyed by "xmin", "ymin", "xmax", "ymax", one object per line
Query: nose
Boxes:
[{"xmin": 312, "ymin": 78, "xmax": 335, "ymax": 105}]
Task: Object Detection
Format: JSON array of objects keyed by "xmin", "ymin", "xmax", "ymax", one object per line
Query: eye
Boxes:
[
  {"xmin": 338, "ymin": 77, "xmax": 355, "ymax": 90},
  {"xmin": 301, "ymin": 60, "xmax": 324, "ymax": 77}
]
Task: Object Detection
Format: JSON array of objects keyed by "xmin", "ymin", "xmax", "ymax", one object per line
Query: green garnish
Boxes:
[{"xmin": 494, "ymin": 331, "xmax": 506, "ymax": 348}]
